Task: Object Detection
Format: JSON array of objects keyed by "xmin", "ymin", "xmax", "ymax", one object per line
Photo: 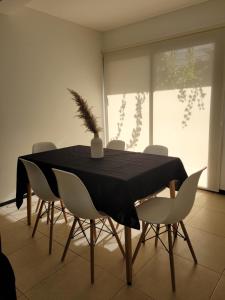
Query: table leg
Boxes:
[
  {"xmin": 27, "ymin": 183, "xmax": 32, "ymax": 226},
  {"xmin": 169, "ymin": 180, "xmax": 177, "ymax": 240},
  {"xmin": 169, "ymin": 180, "xmax": 176, "ymax": 198},
  {"xmin": 124, "ymin": 226, "xmax": 132, "ymax": 285}
]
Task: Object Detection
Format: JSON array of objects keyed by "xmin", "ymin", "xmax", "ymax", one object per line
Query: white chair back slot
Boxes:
[
  {"xmin": 32, "ymin": 142, "xmax": 56, "ymax": 153},
  {"xmin": 53, "ymin": 169, "xmax": 102, "ymax": 220},
  {"xmin": 165, "ymin": 167, "xmax": 206, "ymax": 224},
  {"xmin": 106, "ymin": 140, "xmax": 125, "ymax": 151},
  {"xmin": 20, "ymin": 159, "xmax": 58, "ymax": 202},
  {"xmin": 144, "ymin": 145, "xmax": 168, "ymax": 156}
]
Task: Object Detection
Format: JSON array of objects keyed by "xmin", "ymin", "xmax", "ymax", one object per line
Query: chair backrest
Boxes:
[
  {"xmin": 20, "ymin": 159, "xmax": 58, "ymax": 202},
  {"xmin": 53, "ymin": 169, "xmax": 102, "ymax": 220},
  {"xmin": 165, "ymin": 168, "xmax": 206, "ymax": 224},
  {"xmin": 32, "ymin": 142, "xmax": 56, "ymax": 153},
  {"xmin": 106, "ymin": 140, "xmax": 125, "ymax": 151},
  {"xmin": 143, "ymin": 145, "xmax": 168, "ymax": 156}
]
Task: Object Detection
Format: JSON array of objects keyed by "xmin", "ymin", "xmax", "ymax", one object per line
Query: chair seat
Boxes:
[{"xmin": 136, "ymin": 197, "xmax": 174, "ymax": 224}]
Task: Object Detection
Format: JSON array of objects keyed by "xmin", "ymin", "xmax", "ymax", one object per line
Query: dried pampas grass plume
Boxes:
[{"xmin": 68, "ymin": 89, "xmax": 101, "ymax": 136}]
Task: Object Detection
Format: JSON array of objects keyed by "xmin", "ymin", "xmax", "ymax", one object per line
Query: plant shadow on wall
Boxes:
[
  {"xmin": 112, "ymin": 93, "xmax": 146, "ymax": 150},
  {"xmin": 155, "ymin": 46, "xmax": 213, "ymax": 128},
  {"xmin": 110, "ymin": 44, "xmax": 213, "ymax": 149}
]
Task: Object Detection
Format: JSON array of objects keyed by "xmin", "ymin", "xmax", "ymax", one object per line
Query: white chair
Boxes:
[
  {"xmin": 143, "ymin": 145, "xmax": 169, "ymax": 196},
  {"xmin": 33, "ymin": 142, "xmax": 57, "ymax": 213},
  {"xmin": 32, "ymin": 142, "xmax": 57, "ymax": 153},
  {"xmin": 32, "ymin": 142, "xmax": 67, "ymax": 223},
  {"xmin": 133, "ymin": 168, "xmax": 206, "ymax": 291},
  {"xmin": 20, "ymin": 159, "xmax": 67, "ymax": 254},
  {"xmin": 141, "ymin": 144, "xmax": 169, "ymax": 243},
  {"xmin": 53, "ymin": 168, "xmax": 125, "ymax": 284},
  {"xmin": 143, "ymin": 144, "xmax": 168, "ymax": 156},
  {"xmin": 106, "ymin": 140, "xmax": 125, "ymax": 151}
]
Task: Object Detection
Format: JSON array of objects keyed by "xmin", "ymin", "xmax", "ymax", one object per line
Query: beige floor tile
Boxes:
[
  {"xmin": 202, "ymin": 193, "xmax": 225, "ymax": 213},
  {"xmin": 0, "ymin": 213, "xmax": 18, "ymax": 229},
  {"xmin": 184, "ymin": 206, "xmax": 204, "ymax": 224},
  {"xmin": 18, "ymin": 296, "xmax": 29, "ymax": 300},
  {"xmin": 211, "ymin": 274, "xmax": 225, "ymax": 300},
  {"xmin": 134, "ymin": 249, "xmax": 220, "ymax": 300},
  {"xmin": 189, "ymin": 208, "xmax": 225, "ymax": 237},
  {"xmin": 112, "ymin": 286, "xmax": 153, "ymax": 300},
  {"xmin": 26, "ymin": 258, "xmax": 124, "ymax": 300},
  {"xmin": 173, "ymin": 225, "xmax": 225, "ymax": 274},
  {"xmin": 9, "ymin": 236, "xmax": 76, "ymax": 293},
  {"xmin": 16, "ymin": 288, "xmax": 23, "ymax": 298},
  {"xmin": 1, "ymin": 220, "xmax": 43, "ymax": 256},
  {"xmin": 17, "ymin": 288, "xmax": 28, "ymax": 299},
  {"xmin": 0, "ymin": 206, "xmax": 11, "ymax": 216}
]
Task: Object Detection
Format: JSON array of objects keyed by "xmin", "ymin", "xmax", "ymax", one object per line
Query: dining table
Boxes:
[{"xmin": 16, "ymin": 145, "xmax": 187, "ymax": 285}]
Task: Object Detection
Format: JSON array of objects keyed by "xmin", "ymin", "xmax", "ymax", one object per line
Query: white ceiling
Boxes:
[{"xmin": 0, "ymin": 0, "xmax": 209, "ymax": 32}]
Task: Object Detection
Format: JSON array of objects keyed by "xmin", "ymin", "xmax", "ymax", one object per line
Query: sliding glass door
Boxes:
[
  {"xmin": 104, "ymin": 29, "xmax": 225, "ymax": 191},
  {"xmin": 152, "ymin": 43, "xmax": 214, "ymax": 187}
]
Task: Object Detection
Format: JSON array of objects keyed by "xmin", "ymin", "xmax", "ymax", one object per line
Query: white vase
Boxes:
[{"xmin": 91, "ymin": 134, "xmax": 104, "ymax": 158}]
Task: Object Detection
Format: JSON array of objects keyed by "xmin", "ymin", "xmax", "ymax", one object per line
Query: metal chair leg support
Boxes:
[
  {"xmin": 167, "ymin": 224, "xmax": 176, "ymax": 291},
  {"xmin": 61, "ymin": 218, "xmax": 78, "ymax": 262},
  {"xmin": 115, "ymin": 223, "xmax": 120, "ymax": 230},
  {"xmin": 60, "ymin": 200, "xmax": 68, "ymax": 223},
  {"xmin": 32, "ymin": 200, "xmax": 44, "ymax": 238},
  {"xmin": 35, "ymin": 198, "xmax": 41, "ymax": 213},
  {"xmin": 107, "ymin": 218, "xmax": 125, "ymax": 258},
  {"xmin": 180, "ymin": 221, "xmax": 197, "ymax": 264}
]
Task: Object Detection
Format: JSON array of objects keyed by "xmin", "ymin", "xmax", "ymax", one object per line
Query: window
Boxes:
[{"xmin": 104, "ymin": 29, "xmax": 225, "ymax": 191}]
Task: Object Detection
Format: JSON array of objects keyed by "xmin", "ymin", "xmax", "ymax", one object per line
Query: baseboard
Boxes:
[
  {"xmin": 0, "ymin": 192, "xmax": 35, "ymax": 207},
  {"xmin": 0, "ymin": 199, "xmax": 16, "ymax": 207}
]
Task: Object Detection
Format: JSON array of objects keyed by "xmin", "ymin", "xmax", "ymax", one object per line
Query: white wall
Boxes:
[
  {"xmin": 103, "ymin": 0, "xmax": 225, "ymax": 52},
  {"xmin": 0, "ymin": 8, "xmax": 103, "ymax": 202}
]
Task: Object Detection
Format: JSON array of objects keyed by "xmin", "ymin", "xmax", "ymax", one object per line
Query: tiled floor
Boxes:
[{"xmin": 1, "ymin": 190, "xmax": 225, "ymax": 299}]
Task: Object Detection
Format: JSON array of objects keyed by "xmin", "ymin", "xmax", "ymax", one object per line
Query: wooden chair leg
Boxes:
[
  {"xmin": 93, "ymin": 220, "xmax": 97, "ymax": 242},
  {"xmin": 90, "ymin": 219, "xmax": 95, "ymax": 284},
  {"xmin": 172, "ymin": 223, "xmax": 178, "ymax": 242},
  {"xmin": 49, "ymin": 202, "xmax": 54, "ymax": 255},
  {"xmin": 35, "ymin": 198, "xmax": 41, "ymax": 213},
  {"xmin": 60, "ymin": 200, "xmax": 68, "ymax": 223},
  {"xmin": 115, "ymin": 223, "xmax": 120, "ymax": 230},
  {"xmin": 142, "ymin": 221, "xmax": 146, "ymax": 244},
  {"xmin": 154, "ymin": 224, "xmax": 160, "ymax": 247},
  {"xmin": 107, "ymin": 217, "xmax": 125, "ymax": 258},
  {"xmin": 32, "ymin": 200, "xmax": 44, "ymax": 238},
  {"xmin": 61, "ymin": 218, "xmax": 78, "ymax": 262},
  {"xmin": 132, "ymin": 222, "xmax": 149, "ymax": 264},
  {"xmin": 167, "ymin": 224, "xmax": 176, "ymax": 291},
  {"xmin": 47, "ymin": 202, "xmax": 51, "ymax": 224},
  {"xmin": 180, "ymin": 221, "xmax": 197, "ymax": 263}
]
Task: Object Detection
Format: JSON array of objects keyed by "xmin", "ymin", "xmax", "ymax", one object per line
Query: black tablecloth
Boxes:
[{"xmin": 16, "ymin": 145, "xmax": 187, "ymax": 229}]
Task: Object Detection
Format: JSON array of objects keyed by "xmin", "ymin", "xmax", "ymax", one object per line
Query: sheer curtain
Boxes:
[{"xmin": 104, "ymin": 28, "xmax": 225, "ymax": 191}]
